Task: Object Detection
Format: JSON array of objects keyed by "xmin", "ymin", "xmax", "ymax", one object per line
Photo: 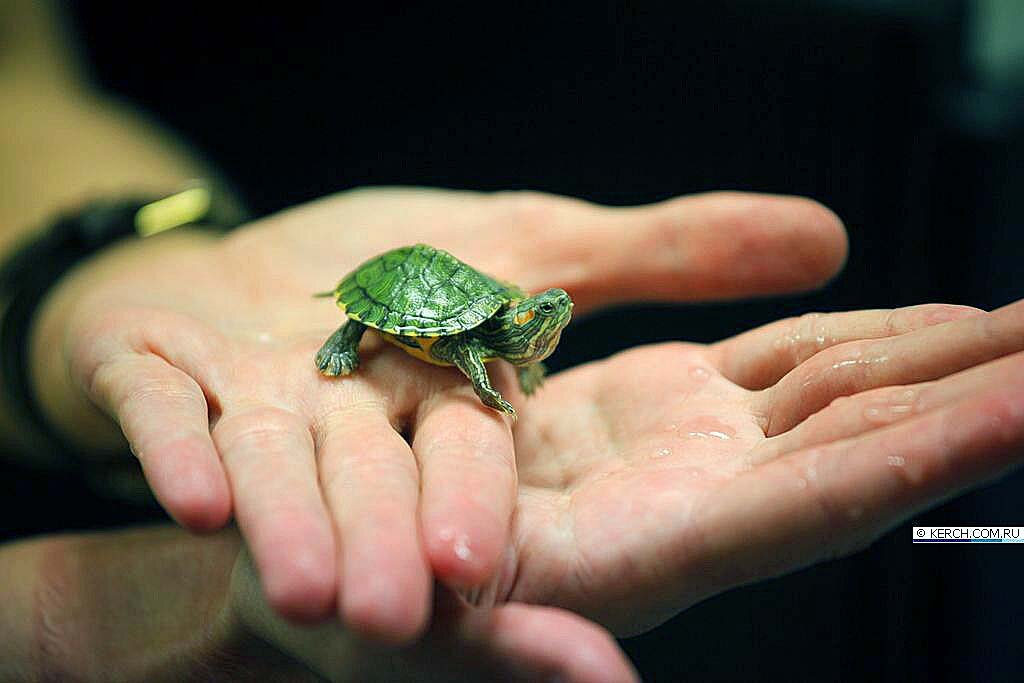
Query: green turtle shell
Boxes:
[{"xmin": 333, "ymin": 244, "xmax": 520, "ymax": 336}]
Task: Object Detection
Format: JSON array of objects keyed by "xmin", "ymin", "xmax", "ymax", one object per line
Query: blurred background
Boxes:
[{"xmin": 4, "ymin": 0, "xmax": 1023, "ymax": 680}]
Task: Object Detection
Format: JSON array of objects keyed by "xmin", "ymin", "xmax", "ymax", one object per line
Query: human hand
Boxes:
[
  {"xmin": 29, "ymin": 187, "xmax": 846, "ymax": 637},
  {"xmin": 0, "ymin": 525, "xmax": 636, "ymax": 682},
  {"xmin": 494, "ymin": 300, "xmax": 1024, "ymax": 635},
  {"xmin": 229, "ymin": 546, "xmax": 640, "ymax": 683}
]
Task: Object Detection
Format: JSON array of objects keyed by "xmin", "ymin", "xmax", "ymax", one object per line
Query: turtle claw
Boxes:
[
  {"xmin": 315, "ymin": 349, "xmax": 359, "ymax": 376},
  {"xmin": 498, "ymin": 401, "xmax": 517, "ymax": 420},
  {"xmin": 315, "ymin": 322, "xmax": 365, "ymax": 377},
  {"xmin": 480, "ymin": 392, "xmax": 517, "ymax": 419}
]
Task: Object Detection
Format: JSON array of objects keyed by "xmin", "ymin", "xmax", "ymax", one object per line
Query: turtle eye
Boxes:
[{"xmin": 538, "ymin": 302, "xmax": 556, "ymax": 316}]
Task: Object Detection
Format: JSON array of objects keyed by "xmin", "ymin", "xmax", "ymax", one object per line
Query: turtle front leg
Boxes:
[
  {"xmin": 315, "ymin": 320, "xmax": 366, "ymax": 376},
  {"xmin": 517, "ymin": 362, "xmax": 546, "ymax": 396},
  {"xmin": 433, "ymin": 337, "xmax": 515, "ymax": 416}
]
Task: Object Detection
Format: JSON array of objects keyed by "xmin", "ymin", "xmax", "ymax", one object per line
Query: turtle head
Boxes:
[{"xmin": 496, "ymin": 288, "xmax": 573, "ymax": 365}]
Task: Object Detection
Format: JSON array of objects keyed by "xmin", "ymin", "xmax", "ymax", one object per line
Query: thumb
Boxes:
[{"xmin": 505, "ymin": 190, "xmax": 848, "ymax": 315}]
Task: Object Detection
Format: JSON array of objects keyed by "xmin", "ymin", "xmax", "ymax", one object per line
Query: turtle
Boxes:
[{"xmin": 314, "ymin": 244, "xmax": 574, "ymax": 416}]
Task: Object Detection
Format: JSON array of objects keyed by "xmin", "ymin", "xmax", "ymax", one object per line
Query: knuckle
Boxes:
[
  {"xmin": 795, "ymin": 312, "xmax": 829, "ymax": 358},
  {"xmin": 912, "ymin": 303, "xmax": 984, "ymax": 328},
  {"xmin": 887, "ymin": 303, "xmax": 980, "ymax": 334},
  {"xmin": 124, "ymin": 375, "xmax": 202, "ymax": 413},
  {"xmin": 882, "ymin": 308, "xmax": 901, "ymax": 336},
  {"xmin": 774, "ymin": 312, "xmax": 830, "ymax": 367},
  {"xmin": 421, "ymin": 428, "xmax": 515, "ymax": 470},
  {"xmin": 214, "ymin": 407, "xmax": 308, "ymax": 455},
  {"xmin": 314, "ymin": 399, "xmax": 390, "ymax": 434},
  {"xmin": 322, "ymin": 448, "xmax": 416, "ymax": 494},
  {"xmin": 84, "ymin": 358, "xmax": 126, "ymax": 403},
  {"xmin": 91, "ymin": 358, "xmax": 206, "ymax": 419}
]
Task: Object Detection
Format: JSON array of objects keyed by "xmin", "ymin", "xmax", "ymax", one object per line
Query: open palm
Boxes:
[
  {"xmin": 32, "ymin": 186, "xmax": 849, "ymax": 641},
  {"xmin": 502, "ymin": 299, "xmax": 1024, "ymax": 635}
]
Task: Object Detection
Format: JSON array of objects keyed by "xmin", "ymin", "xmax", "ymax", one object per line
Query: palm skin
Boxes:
[
  {"xmin": 43, "ymin": 183, "xmax": 1024, "ymax": 656},
  {"xmin": 505, "ymin": 341, "xmax": 760, "ymax": 634},
  {"xmin": 503, "ymin": 300, "xmax": 1024, "ymax": 636}
]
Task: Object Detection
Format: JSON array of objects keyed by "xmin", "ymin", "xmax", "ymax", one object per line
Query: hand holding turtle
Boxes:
[
  {"xmin": 487, "ymin": 300, "xmax": 1024, "ymax": 635},
  {"xmin": 28, "ymin": 187, "xmax": 846, "ymax": 639}
]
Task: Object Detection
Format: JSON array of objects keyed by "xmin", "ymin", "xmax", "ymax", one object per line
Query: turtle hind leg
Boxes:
[
  {"xmin": 315, "ymin": 320, "xmax": 366, "ymax": 376},
  {"xmin": 433, "ymin": 337, "xmax": 516, "ymax": 417},
  {"xmin": 517, "ymin": 362, "xmax": 546, "ymax": 396}
]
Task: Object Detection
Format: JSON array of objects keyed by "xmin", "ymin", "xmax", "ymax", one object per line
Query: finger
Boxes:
[
  {"xmin": 753, "ymin": 350, "xmax": 1024, "ymax": 463},
  {"xmin": 316, "ymin": 404, "xmax": 430, "ymax": 644},
  {"xmin": 232, "ymin": 554, "xmax": 639, "ymax": 683},
  {"xmin": 713, "ymin": 304, "xmax": 983, "ymax": 389},
  {"xmin": 703, "ymin": 380, "xmax": 1024, "ymax": 590},
  {"xmin": 88, "ymin": 353, "xmax": 230, "ymax": 531},
  {"xmin": 761, "ymin": 300, "xmax": 1024, "ymax": 436},
  {"xmin": 214, "ymin": 407, "xmax": 336, "ymax": 622},
  {"xmin": 465, "ymin": 601, "xmax": 641, "ymax": 683},
  {"xmin": 413, "ymin": 388, "xmax": 516, "ymax": 591},
  {"xmin": 492, "ymin": 190, "xmax": 848, "ymax": 314}
]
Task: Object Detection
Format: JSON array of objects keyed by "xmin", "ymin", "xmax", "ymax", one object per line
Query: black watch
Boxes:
[{"xmin": 0, "ymin": 183, "xmax": 245, "ymax": 465}]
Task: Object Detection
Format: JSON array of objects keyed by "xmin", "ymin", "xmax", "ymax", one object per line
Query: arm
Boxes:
[
  {"xmin": 0, "ymin": 0, "xmax": 233, "ymax": 462},
  {"xmin": 0, "ymin": 526, "xmax": 315, "ymax": 682},
  {"xmin": 0, "ymin": 526, "xmax": 636, "ymax": 682}
]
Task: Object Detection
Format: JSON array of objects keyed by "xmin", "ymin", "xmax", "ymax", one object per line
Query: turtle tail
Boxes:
[{"xmin": 312, "ymin": 290, "xmax": 336, "ymax": 299}]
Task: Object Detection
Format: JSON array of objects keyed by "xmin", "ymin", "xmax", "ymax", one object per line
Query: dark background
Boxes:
[{"xmin": 4, "ymin": 1, "xmax": 1023, "ymax": 680}]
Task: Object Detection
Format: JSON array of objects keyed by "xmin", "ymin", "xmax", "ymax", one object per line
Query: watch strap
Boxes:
[{"xmin": 0, "ymin": 185, "xmax": 241, "ymax": 464}]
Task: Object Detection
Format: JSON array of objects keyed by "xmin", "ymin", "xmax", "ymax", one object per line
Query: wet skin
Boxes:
[
  {"xmin": 31, "ymin": 187, "xmax": 1024, "ymax": 645},
  {"xmin": 492, "ymin": 300, "xmax": 1024, "ymax": 633}
]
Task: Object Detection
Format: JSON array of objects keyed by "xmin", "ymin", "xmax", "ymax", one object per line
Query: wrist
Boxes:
[
  {"xmin": 0, "ymin": 526, "xmax": 306, "ymax": 682},
  {"xmin": 0, "ymin": 538, "xmax": 40, "ymax": 681},
  {"xmin": 0, "ymin": 186, "xmax": 243, "ymax": 466}
]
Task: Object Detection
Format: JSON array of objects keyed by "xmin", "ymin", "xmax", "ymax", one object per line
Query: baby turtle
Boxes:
[{"xmin": 315, "ymin": 244, "xmax": 573, "ymax": 416}]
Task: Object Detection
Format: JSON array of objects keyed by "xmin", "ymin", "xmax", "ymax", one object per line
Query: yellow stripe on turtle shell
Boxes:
[
  {"xmin": 380, "ymin": 333, "xmax": 498, "ymax": 366},
  {"xmin": 382, "ymin": 334, "xmax": 449, "ymax": 366}
]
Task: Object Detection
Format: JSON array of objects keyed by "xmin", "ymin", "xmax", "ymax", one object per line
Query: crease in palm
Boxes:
[
  {"xmin": 508, "ymin": 341, "xmax": 780, "ymax": 634},
  {"xmin": 44, "ymin": 187, "xmax": 1024, "ymax": 647}
]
